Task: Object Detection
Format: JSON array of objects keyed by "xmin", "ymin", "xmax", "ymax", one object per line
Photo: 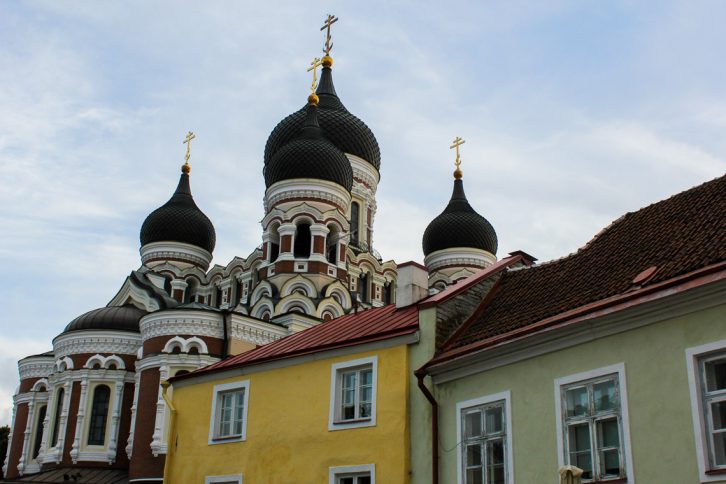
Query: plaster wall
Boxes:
[
  {"xmin": 430, "ymin": 302, "xmax": 726, "ymax": 484},
  {"xmin": 167, "ymin": 344, "xmax": 411, "ymax": 483}
]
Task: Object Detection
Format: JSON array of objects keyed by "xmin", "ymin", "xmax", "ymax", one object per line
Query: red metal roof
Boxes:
[{"xmin": 187, "ymin": 304, "xmax": 418, "ymax": 378}]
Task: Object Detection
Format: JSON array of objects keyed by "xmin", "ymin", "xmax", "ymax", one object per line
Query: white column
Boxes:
[
  {"xmin": 309, "ymin": 224, "xmax": 330, "ymax": 263},
  {"xmin": 17, "ymin": 398, "xmax": 35, "ymax": 475},
  {"xmin": 125, "ymin": 371, "xmax": 141, "ymax": 459},
  {"xmin": 277, "ymin": 223, "xmax": 296, "ymax": 261},
  {"xmin": 70, "ymin": 376, "xmax": 90, "ymax": 464},
  {"xmin": 150, "ymin": 365, "xmax": 169, "ymax": 456},
  {"xmin": 106, "ymin": 381, "xmax": 124, "ymax": 463}
]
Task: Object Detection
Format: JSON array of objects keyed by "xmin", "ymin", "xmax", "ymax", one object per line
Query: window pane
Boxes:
[
  {"xmin": 360, "ymin": 402, "xmax": 371, "ymax": 418},
  {"xmin": 343, "ymin": 372, "xmax": 357, "ymax": 390},
  {"xmin": 343, "ymin": 388, "xmax": 355, "ymax": 405},
  {"xmin": 597, "ymin": 418, "xmax": 620, "ymax": 448},
  {"xmin": 565, "ymin": 387, "xmax": 589, "ymax": 417},
  {"xmin": 593, "ymin": 380, "xmax": 617, "ymax": 412},
  {"xmin": 486, "ymin": 406, "xmax": 503, "ymax": 434},
  {"xmin": 487, "ymin": 439, "xmax": 506, "ymax": 483},
  {"xmin": 343, "ymin": 403, "xmax": 355, "ymax": 420},
  {"xmin": 600, "ymin": 448, "xmax": 621, "ymax": 476},
  {"xmin": 339, "ymin": 478, "xmax": 354, "ymax": 484},
  {"xmin": 706, "ymin": 359, "xmax": 726, "ymax": 392},
  {"xmin": 466, "ymin": 468, "xmax": 483, "ymax": 484},
  {"xmin": 358, "ymin": 477, "xmax": 371, "ymax": 484},
  {"xmin": 465, "ymin": 411, "xmax": 483, "ymax": 438},
  {"xmin": 712, "ymin": 401, "xmax": 726, "ymax": 430},
  {"xmin": 360, "ymin": 386, "xmax": 372, "ymax": 403},
  {"xmin": 714, "ymin": 431, "xmax": 726, "ymax": 466},
  {"xmin": 568, "ymin": 423, "xmax": 593, "ymax": 479},
  {"xmin": 467, "ymin": 443, "xmax": 482, "ymax": 466},
  {"xmin": 360, "ymin": 369, "xmax": 373, "ymax": 386}
]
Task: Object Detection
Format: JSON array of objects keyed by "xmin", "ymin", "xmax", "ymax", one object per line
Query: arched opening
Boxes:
[
  {"xmin": 322, "ymin": 311, "xmax": 334, "ymax": 322},
  {"xmin": 294, "ymin": 223, "xmax": 311, "ymax": 258},
  {"xmin": 327, "ymin": 224, "xmax": 339, "ymax": 264},
  {"xmin": 108, "ymin": 363, "xmax": 117, "ymax": 370},
  {"xmin": 184, "ymin": 278, "xmax": 199, "ymax": 304},
  {"xmin": 383, "ymin": 281, "xmax": 394, "ymax": 305},
  {"xmin": 234, "ymin": 278, "xmax": 243, "ymax": 306},
  {"xmin": 350, "ymin": 202, "xmax": 360, "ymax": 246},
  {"xmin": 261, "ymin": 311, "xmax": 271, "ymax": 321},
  {"xmin": 171, "ymin": 346, "xmax": 182, "ymax": 354},
  {"xmin": 87, "ymin": 385, "xmax": 111, "ymax": 446},
  {"xmin": 50, "ymin": 388, "xmax": 64, "ymax": 448},
  {"xmin": 188, "ymin": 346, "xmax": 200, "ymax": 355},
  {"xmin": 358, "ymin": 273, "xmax": 369, "ymax": 304},
  {"xmin": 92, "ymin": 363, "xmax": 102, "ymax": 370},
  {"xmin": 269, "ymin": 223, "xmax": 280, "ymax": 262},
  {"xmin": 215, "ymin": 284, "xmax": 222, "ymax": 307},
  {"xmin": 32, "ymin": 405, "xmax": 47, "ymax": 459}
]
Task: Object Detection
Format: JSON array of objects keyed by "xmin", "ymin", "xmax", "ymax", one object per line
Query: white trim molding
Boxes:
[
  {"xmin": 140, "ymin": 241, "xmax": 213, "ymax": 269},
  {"xmin": 329, "ymin": 463, "xmax": 376, "ymax": 484},
  {"xmin": 18, "ymin": 356, "xmax": 55, "ymax": 380},
  {"xmin": 140, "ymin": 310, "xmax": 224, "ymax": 340},
  {"xmin": 424, "ymin": 247, "xmax": 496, "ymax": 272},
  {"xmin": 265, "ymin": 178, "xmax": 352, "ymax": 213},
  {"xmin": 686, "ymin": 339, "xmax": 726, "ymax": 482},
  {"xmin": 53, "ymin": 331, "xmax": 141, "ymax": 359},
  {"xmin": 554, "ymin": 363, "xmax": 635, "ymax": 483},
  {"xmin": 328, "ymin": 356, "xmax": 378, "ymax": 432},
  {"xmin": 208, "ymin": 380, "xmax": 251, "ymax": 445},
  {"xmin": 205, "ymin": 475, "xmax": 243, "ymax": 484},
  {"xmin": 455, "ymin": 390, "xmax": 513, "ymax": 484}
]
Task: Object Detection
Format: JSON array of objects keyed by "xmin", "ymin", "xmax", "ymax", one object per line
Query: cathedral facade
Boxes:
[{"xmin": 2, "ymin": 19, "xmax": 498, "ymax": 483}]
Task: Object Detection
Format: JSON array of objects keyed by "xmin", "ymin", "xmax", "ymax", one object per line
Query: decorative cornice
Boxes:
[
  {"xmin": 348, "ymin": 154, "xmax": 380, "ymax": 192},
  {"xmin": 265, "ymin": 179, "xmax": 351, "ymax": 213},
  {"xmin": 229, "ymin": 318, "xmax": 287, "ymax": 346},
  {"xmin": 18, "ymin": 357, "xmax": 54, "ymax": 380},
  {"xmin": 424, "ymin": 247, "xmax": 496, "ymax": 272},
  {"xmin": 53, "ymin": 331, "xmax": 141, "ymax": 358},
  {"xmin": 139, "ymin": 311, "xmax": 224, "ymax": 340},
  {"xmin": 141, "ymin": 241, "xmax": 212, "ymax": 269}
]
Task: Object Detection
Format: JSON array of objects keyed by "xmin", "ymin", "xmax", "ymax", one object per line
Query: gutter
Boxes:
[
  {"xmin": 414, "ymin": 367, "xmax": 438, "ymax": 484},
  {"xmin": 160, "ymin": 381, "xmax": 176, "ymax": 484}
]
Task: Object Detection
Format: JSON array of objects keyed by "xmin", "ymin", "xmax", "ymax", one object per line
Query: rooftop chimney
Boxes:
[{"xmin": 396, "ymin": 262, "xmax": 429, "ymax": 308}]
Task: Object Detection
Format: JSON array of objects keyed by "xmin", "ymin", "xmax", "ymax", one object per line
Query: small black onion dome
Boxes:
[
  {"xmin": 63, "ymin": 305, "xmax": 147, "ymax": 333},
  {"xmin": 422, "ymin": 179, "xmax": 498, "ymax": 256},
  {"xmin": 265, "ymin": 102, "xmax": 353, "ymax": 191},
  {"xmin": 140, "ymin": 172, "xmax": 216, "ymax": 253},
  {"xmin": 264, "ymin": 66, "xmax": 381, "ymax": 171}
]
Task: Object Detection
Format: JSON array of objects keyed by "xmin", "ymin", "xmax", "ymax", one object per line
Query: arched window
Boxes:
[
  {"xmin": 359, "ymin": 273, "xmax": 369, "ymax": 304},
  {"xmin": 294, "ymin": 223, "xmax": 311, "ymax": 258},
  {"xmin": 350, "ymin": 202, "xmax": 360, "ymax": 246},
  {"xmin": 384, "ymin": 281, "xmax": 393, "ymax": 305},
  {"xmin": 269, "ymin": 224, "xmax": 280, "ymax": 262},
  {"xmin": 87, "ymin": 385, "xmax": 111, "ymax": 446},
  {"xmin": 50, "ymin": 388, "xmax": 64, "ymax": 448},
  {"xmin": 32, "ymin": 405, "xmax": 47, "ymax": 459},
  {"xmin": 327, "ymin": 224, "xmax": 339, "ymax": 264},
  {"xmin": 215, "ymin": 285, "xmax": 222, "ymax": 307}
]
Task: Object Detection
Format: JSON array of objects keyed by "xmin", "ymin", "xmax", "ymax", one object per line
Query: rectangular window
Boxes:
[
  {"xmin": 329, "ymin": 464, "xmax": 375, "ymax": 484},
  {"xmin": 555, "ymin": 364, "xmax": 633, "ymax": 483},
  {"xmin": 687, "ymin": 341, "xmax": 726, "ymax": 481},
  {"xmin": 329, "ymin": 357, "xmax": 377, "ymax": 431},
  {"xmin": 208, "ymin": 380, "xmax": 250, "ymax": 444},
  {"xmin": 457, "ymin": 391, "xmax": 512, "ymax": 484}
]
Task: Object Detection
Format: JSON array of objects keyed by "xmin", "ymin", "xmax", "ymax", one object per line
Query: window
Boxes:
[
  {"xmin": 294, "ymin": 223, "xmax": 311, "ymax": 258},
  {"xmin": 329, "ymin": 357, "xmax": 377, "ymax": 431},
  {"xmin": 383, "ymin": 282, "xmax": 393, "ymax": 305},
  {"xmin": 329, "ymin": 464, "xmax": 375, "ymax": 484},
  {"xmin": 50, "ymin": 388, "xmax": 64, "ymax": 448},
  {"xmin": 686, "ymin": 340, "xmax": 726, "ymax": 481},
  {"xmin": 209, "ymin": 380, "xmax": 250, "ymax": 444},
  {"xmin": 87, "ymin": 385, "xmax": 111, "ymax": 446},
  {"xmin": 350, "ymin": 202, "xmax": 360, "ymax": 246},
  {"xmin": 555, "ymin": 364, "xmax": 633, "ymax": 483},
  {"xmin": 32, "ymin": 405, "xmax": 47, "ymax": 459},
  {"xmin": 457, "ymin": 392, "xmax": 512, "ymax": 484},
  {"xmin": 358, "ymin": 273, "xmax": 369, "ymax": 304}
]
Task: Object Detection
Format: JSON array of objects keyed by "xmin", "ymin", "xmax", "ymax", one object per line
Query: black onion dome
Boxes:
[
  {"xmin": 422, "ymin": 179, "xmax": 498, "ymax": 256},
  {"xmin": 63, "ymin": 305, "xmax": 147, "ymax": 333},
  {"xmin": 140, "ymin": 172, "xmax": 216, "ymax": 253},
  {"xmin": 264, "ymin": 66, "xmax": 381, "ymax": 170},
  {"xmin": 265, "ymin": 102, "xmax": 353, "ymax": 191}
]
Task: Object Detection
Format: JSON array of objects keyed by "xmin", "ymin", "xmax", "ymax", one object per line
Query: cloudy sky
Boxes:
[{"xmin": 0, "ymin": 1, "xmax": 724, "ymax": 425}]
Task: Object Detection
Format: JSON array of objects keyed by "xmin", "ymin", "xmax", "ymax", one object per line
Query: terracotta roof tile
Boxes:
[
  {"xmin": 188, "ymin": 304, "xmax": 418, "ymax": 377},
  {"xmin": 446, "ymin": 174, "xmax": 726, "ymax": 351}
]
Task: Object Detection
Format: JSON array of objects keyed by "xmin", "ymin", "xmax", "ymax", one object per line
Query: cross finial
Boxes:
[
  {"xmin": 182, "ymin": 131, "xmax": 195, "ymax": 174},
  {"xmin": 450, "ymin": 136, "xmax": 465, "ymax": 179},
  {"xmin": 320, "ymin": 14, "xmax": 338, "ymax": 56},
  {"xmin": 307, "ymin": 57, "xmax": 324, "ymax": 97}
]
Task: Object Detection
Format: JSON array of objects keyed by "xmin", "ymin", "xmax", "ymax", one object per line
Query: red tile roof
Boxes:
[
  {"xmin": 186, "ymin": 304, "xmax": 418, "ymax": 378},
  {"xmin": 441, "ymin": 174, "xmax": 726, "ymax": 354}
]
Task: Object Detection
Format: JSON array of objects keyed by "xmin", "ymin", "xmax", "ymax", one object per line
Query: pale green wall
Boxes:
[
  {"xmin": 432, "ymin": 302, "xmax": 726, "ymax": 484},
  {"xmin": 409, "ymin": 306, "xmax": 437, "ymax": 484}
]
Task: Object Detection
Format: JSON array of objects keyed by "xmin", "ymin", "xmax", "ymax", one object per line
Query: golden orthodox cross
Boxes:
[
  {"xmin": 307, "ymin": 57, "xmax": 324, "ymax": 93},
  {"xmin": 320, "ymin": 14, "xmax": 339, "ymax": 55},
  {"xmin": 450, "ymin": 136, "xmax": 465, "ymax": 171},
  {"xmin": 183, "ymin": 131, "xmax": 196, "ymax": 164}
]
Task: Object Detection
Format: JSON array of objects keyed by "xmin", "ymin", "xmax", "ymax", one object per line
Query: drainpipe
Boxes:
[
  {"xmin": 415, "ymin": 367, "xmax": 438, "ymax": 484},
  {"xmin": 160, "ymin": 381, "xmax": 176, "ymax": 484},
  {"xmin": 221, "ymin": 310, "xmax": 230, "ymax": 359}
]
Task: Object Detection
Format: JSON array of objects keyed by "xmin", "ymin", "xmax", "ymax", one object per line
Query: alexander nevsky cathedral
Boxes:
[{"xmin": 3, "ymin": 16, "xmax": 498, "ymax": 483}]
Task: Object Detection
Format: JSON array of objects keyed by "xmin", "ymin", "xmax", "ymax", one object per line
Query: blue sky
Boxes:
[{"xmin": 0, "ymin": 1, "xmax": 724, "ymax": 425}]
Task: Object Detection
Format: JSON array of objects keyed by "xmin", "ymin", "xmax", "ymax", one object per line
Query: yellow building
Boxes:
[{"xmin": 165, "ymin": 304, "xmax": 418, "ymax": 484}]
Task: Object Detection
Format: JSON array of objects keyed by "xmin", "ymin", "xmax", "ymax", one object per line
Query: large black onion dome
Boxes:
[
  {"xmin": 422, "ymin": 179, "xmax": 498, "ymax": 256},
  {"xmin": 265, "ymin": 102, "xmax": 353, "ymax": 191},
  {"xmin": 140, "ymin": 172, "xmax": 216, "ymax": 253},
  {"xmin": 63, "ymin": 305, "xmax": 146, "ymax": 333},
  {"xmin": 264, "ymin": 66, "xmax": 381, "ymax": 170}
]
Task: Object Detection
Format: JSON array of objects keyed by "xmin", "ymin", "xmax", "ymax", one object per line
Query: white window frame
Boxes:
[
  {"xmin": 329, "ymin": 463, "xmax": 375, "ymax": 484},
  {"xmin": 208, "ymin": 380, "xmax": 250, "ymax": 445},
  {"xmin": 456, "ymin": 391, "xmax": 513, "ymax": 484},
  {"xmin": 328, "ymin": 356, "xmax": 378, "ymax": 431},
  {"xmin": 686, "ymin": 339, "xmax": 726, "ymax": 482},
  {"xmin": 205, "ymin": 475, "xmax": 242, "ymax": 484},
  {"xmin": 554, "ymin": 363, "xmax": 634, "ymax": 483}
]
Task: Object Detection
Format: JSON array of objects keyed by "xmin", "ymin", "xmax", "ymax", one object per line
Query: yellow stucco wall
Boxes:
[{"xmin": 166, "ymin": 344, "xmax": 410, "ymax": 483}]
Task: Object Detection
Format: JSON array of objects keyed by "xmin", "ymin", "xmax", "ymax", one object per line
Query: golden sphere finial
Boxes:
[
  {"xmin": 181, "ymin": 162, "xmax": 191, "ymax": 175},
  {"xmin": 322, "ymin": 55, "xmax": 334, "ymax": 68},
  {"xmin": 454, "ymin": 168, "xmax": 463, "ymax": 179},
  {"xmin": 308, "ymin": 93, "xmax": 320, "ymax": 105}
]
